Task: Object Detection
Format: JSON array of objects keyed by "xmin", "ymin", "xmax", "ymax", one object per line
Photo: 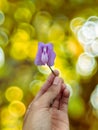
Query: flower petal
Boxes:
[
  {"xmin": 41, "ymin": 53, "xmax": 48, "ymax": 64},
  {"xmin": 34, "ymin": 42, "xmax": 45, "ymax": 65},
  {"xmin": 47, "ymin": 43, "xmax": 56, "ymax": 66}
]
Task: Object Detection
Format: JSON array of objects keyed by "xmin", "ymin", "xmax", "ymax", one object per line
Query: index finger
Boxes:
[{"xmin": 34, "ymin": 70, "xmax": 59, "ymax": 101}]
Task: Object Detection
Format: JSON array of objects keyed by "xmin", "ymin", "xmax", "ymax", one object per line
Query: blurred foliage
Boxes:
[{"xmin": 0, "ymin": 0, "xmax": 98, "ymax": 130}]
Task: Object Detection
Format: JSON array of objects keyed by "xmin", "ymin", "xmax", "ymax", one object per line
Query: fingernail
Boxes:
[
  {"xmin": 54, "ymin": 70, "xmax": 59, "ymax": 76},
  {"xmin": 53, "ymin": 77, "xmax": 60, "ymax": 85}
]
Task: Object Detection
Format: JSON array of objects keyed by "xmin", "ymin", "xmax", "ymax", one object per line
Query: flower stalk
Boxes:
[{"xmin": 48, "ymin": 66, "xmax": 56, "ymax": 76}]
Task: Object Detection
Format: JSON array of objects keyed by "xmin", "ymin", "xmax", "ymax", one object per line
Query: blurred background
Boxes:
[{"xmin": 0, "ymin": 0, "xmax": 98, "ymax": 130}]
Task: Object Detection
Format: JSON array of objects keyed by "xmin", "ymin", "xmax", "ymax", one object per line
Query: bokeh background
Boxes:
[{"xmin": 0, "ymin": 0, "xmax": 98, "ymax": 130}]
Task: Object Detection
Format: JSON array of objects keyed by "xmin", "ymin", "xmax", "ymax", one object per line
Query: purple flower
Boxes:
[{"xmin": 35, "ymin": 42, "xmax": 56, "ymax": 66}]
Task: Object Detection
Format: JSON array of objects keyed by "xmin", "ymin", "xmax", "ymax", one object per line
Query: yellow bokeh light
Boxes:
[
  {"xmin": 54, "ymin": 57, "xmax": 69, "ymax": 80},
  {"xmin": 27, "ymin": 40, "xmax": 38, "ymax": 60},
  {"xmin": 48, "ymin": 23, "xmax": 65, "ymax": 42},
  {"xmin": 8, "ymin": 101, "xmax": 26, "ymax": 117},
  {"xmin": 0, "ymin": 0, "xmax": 9, "ymax": 13},
  {"xmin": 18, "ymin": 23, "xmax": 35, "ymax": 38},
  {"xmin": 67, "ymin": 37, "xmax": 83, "ymax": 57},
  {"xmin": 70, "ymin": 17, "xmax": 85, "ymax": 34},
  {"xmin": 11, "ymin": 29, "xmax": 30, "ymax": 43},
  {"xmin": 10, "ymin": 28, "xmax": 31, "ymax": 60},
  {"xmin": 33, "ymin": 11, "xmax": 52, "ymax": 28},
  {"xmin": 5, "ymin": 86, "xmax": 23, "ymax": 102},
  {"xmin": 14, "ymin": 7, "xmax": 32, "ymax": 23},
  {"xmin": 1, "ymin": 107, "xmax": 18, "ymax": 126},
  {"xmin": 54, "ymin": 57, "xmax": 64, "ymax": 73},
  {"xmin": 1, "ymin": 117, "xmax": 23, "ymax": 130},
  {"xmin": 10, "ymin": 41, "xmax": 30, "ymax": 60}
]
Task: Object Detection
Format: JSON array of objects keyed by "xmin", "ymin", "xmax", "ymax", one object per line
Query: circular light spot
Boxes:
[
  {"xmin": 70, "ymin": 17, "xmax": 85, "ymax": 34},
  {"xmin": 77, "ymin": 21, "xmax": 96, "ymax": 45},
  {"xmin": 33, "ymin": 11, "xmax": 52, "ymax": 28},
  {"xmin": 87, "ymin": 16, "xmax": 98, "ymax": 23},
  {"xmin": 18, "ymin": 23, "xmax": 35, "ymax": 38},
  {"xmin": 14, "ymin": 7, "xmax": 32, "ymax": 23},
  {"xmin": 38, "ymin": 65, "xmax": 51, "ymax": 75},
  {"xmin": 76, "ymin": 53, "xmax": 97, "ymax": 76},
  {"xmin": 91, "ymin": 38, "xmax": 98, "ymax": 56},
  {"xmin": 10, "ymin": 29, "xmax": 30, "ymax": 60},
  {"xmin": 29, "ymin": 80, "xmax": 43, "ymax": 96},
  {"xmin": 11, "ymin": 29, "xmax": 30, "ymax": 42},
  {"xmin": 84, "ymin": 44, "xmax": 94, "ymax": 57},
  {"xmin": 0, "ymin": 47, "xmax": 5, "ymax": 68},
  {"xmin": 88, "ymin": 16, "xmax": 98, "ymax": 37},
  {"xmin": 8, "ymin": 101, "xmax": 26, "ymax": 117},
  {"xmin": 5, "ymin": 86, "xmax": 23, "ymax": 102},
  {"xmin": 90, "ymin": 85, "xmax": 98, "ymax": 110},
  {"xmin": 48, "ymin": 23, "xmax": 65, "ymax": 42},
  {"xmin": 0, "ymin": 10, "xmax": 5, "ymax": 25},
  {"xmin": 10, "ymin": 41, "xmax": 29, "ymax": 60},
  {"xmin": 82, "ymin": 22, "xmax": 96, "ymax": 39},
  {"xmin": 1, "ymin": 107, "xmax": 18, "ymax": 126},
  {"xmin": 0, "ymin": 30, "xmax": 8, "ymax": 46},
  {"xmin": 78, "ymin": 53, "xmax": 95, "ymax": 69}
]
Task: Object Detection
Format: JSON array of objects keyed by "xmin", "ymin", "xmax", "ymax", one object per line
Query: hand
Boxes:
[{"xmin": 23, "ymin": 70, "xmax": 70, "ymax": 130}]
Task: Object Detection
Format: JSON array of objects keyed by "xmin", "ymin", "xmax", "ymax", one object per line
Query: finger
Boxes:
[
  {"xmin": 38, "ymin": 77, "xmax": 63, "ymax": 108},
  {"xmin": 52, "ymin": 94, "xmax": 61, "ymax": 109},
  {"xmin": 59, "ymin": 84, "xmax": 70, "ymax": 113},
  {"xmin": 34, "ymin": 70, "xmax": 59, "ymax": 101},
  {"xmin": 52, "ymin": 83, "xmax": 65, "ymax": 109}
]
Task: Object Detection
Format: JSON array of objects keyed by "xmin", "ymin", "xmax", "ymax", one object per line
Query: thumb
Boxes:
[{"xmin": 38, "ymin": 77, "xmax": 63, "ymax": 108}]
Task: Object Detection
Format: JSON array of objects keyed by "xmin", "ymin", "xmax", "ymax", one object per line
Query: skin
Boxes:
[{"xmin": 23, "ymin": 70, "xmax": 70, "ymax": 130}]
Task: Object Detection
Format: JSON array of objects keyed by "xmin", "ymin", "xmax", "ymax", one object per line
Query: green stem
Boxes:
[{"xmin": 48, "ymin": 66, "xmax": 56, "ymax": 76}]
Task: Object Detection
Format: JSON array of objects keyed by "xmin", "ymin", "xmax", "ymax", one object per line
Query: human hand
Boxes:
[{"xmin": 23, "ymin": 70, "xmax": 70, "ymax": 130}]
